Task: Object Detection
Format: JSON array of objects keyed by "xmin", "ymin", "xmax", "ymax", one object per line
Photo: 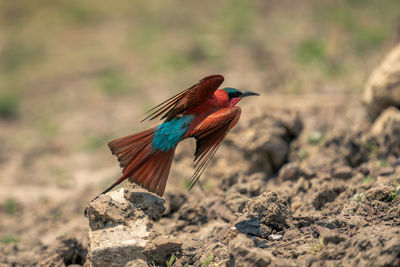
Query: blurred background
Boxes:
[{"xmin": 0, "ymin": 0, "xmax": 399, "ymax": 254}]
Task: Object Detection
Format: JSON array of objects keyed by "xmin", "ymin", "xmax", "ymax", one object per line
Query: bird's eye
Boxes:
[{"xmin": 229, "ymin": 91, "xmax": 242, "ymax": 99}]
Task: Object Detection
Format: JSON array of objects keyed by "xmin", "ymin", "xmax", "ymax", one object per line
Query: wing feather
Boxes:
[
  {"xmin": 187, "ymin": 106, "xmax": 241, "ymax": 189},
  {"xmin": 142, "ymin": 74, "xmax": 224, "ymax": 122}
]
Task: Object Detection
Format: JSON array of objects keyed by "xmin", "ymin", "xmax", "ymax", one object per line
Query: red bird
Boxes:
[{"xmin": 94, "ymin": 74, "xmax": 259, "ymax": 200}]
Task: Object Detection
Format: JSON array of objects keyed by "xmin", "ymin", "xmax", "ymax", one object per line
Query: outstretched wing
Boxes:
[
  {"xmin": 142, "ymin": 74, "xmax": 224, "ymax": 122},
  {"xmin": 187, "ymin": 106, "xmax": 241, "ymax": 190}
]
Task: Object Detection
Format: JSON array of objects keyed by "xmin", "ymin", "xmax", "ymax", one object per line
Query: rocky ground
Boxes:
[
  {"xmin": 80, "ymin": 102, "xmax": 400, "ymax": 267},
  {"xmin": 1, "ymin": 42, "xmax": 400, "ymax": 267}
]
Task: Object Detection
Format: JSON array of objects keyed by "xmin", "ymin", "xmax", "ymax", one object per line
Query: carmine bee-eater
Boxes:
[{"xmin": 93, "ymin": 74, "xmax": 259, "ymax": 200}]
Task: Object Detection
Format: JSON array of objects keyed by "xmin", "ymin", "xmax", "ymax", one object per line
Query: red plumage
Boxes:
[{"xmin": 92, "ymin": 74, "xmax": 258, "ymax": 201}]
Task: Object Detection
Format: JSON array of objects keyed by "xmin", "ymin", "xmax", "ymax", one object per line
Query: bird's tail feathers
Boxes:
[{"xmin": 91, "ymin": 128, "xmax": 175, "ymax": 202}]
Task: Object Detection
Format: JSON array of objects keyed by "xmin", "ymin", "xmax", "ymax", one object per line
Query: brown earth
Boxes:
[{"xmin": 3, "ymin": 92, "xmax": 399, "ymax": 266}]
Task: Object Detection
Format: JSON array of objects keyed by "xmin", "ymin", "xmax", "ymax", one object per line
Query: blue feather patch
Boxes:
[{"xmin": 152, "ymin": 115, "xmax": 194, "ymax": 151}]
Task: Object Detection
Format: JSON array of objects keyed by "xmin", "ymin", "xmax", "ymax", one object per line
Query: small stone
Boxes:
[
  {"xmin": 332, "ymin": 166, "xmax": 353, "ymax": 179},
  {"xmin": 268, "ymin": 234, "xmax": 283, "ymax": 241}
]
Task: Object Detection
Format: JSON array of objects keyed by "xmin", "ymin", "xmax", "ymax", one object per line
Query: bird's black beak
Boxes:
[{"xmin": 242, "ymin": 91, "xmax": 260, "ymax": 98}]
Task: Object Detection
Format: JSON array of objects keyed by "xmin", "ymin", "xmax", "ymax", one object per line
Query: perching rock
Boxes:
[
  {"xmin": 124, "ymin": 187, "xmax": 165, "ymax": 221},
  {"xmin": 362, "ymin": 44, "xmax": 400, "ymax": 119},
  {"xmin": 85, "ymin": 186, "xmax": 166, "ymax": 267}
]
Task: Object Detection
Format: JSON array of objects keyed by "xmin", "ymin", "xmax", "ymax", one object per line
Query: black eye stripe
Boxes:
[{"xmin": 230, "ymin": 92, "xmax": 241, "ymax": 98}]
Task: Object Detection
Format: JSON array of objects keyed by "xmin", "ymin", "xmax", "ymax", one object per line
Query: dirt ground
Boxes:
[
  {"xmin": 2, "ymin": 92, "xmax": 400, "ymax": 266},
  {"xmin": 1, "ymin": 1, "xmax": 400, "ymax": 266}
]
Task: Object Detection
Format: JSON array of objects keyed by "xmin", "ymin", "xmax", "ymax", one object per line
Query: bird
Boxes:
[{"xmin": 93, "ymin": 74, "xmax": 259, "ymax": 200}]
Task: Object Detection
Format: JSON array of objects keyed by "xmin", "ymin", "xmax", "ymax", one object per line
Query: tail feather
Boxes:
[
  {"xmin": 91, "ymin": 128, "xmax": 176, "ymax": 201},
  {"xmin": 155, "ymin": 151, "xmax": 174, "ymax": 196}
]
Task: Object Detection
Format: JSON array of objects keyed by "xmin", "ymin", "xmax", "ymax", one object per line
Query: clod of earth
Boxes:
[{"xmin": 234, "ymin": 192, "xmax": 293, "ymax": 237}]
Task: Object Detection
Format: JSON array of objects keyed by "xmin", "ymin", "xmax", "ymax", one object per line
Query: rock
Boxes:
[
  {"xmin": 85, "ymin": 186, "xmax": 166, "ymax": 267},
  {"xmin": 38, "ymin": 237, "xmax": 86, "ymax": 267},
  {"xmin": 84, "ymin": 193, "xmax": 131, "ymax": 231},
  {"xmin": 143, "ymin": 236, "xmax": 182, "ymax": 266},
  {"xmin": 278, "ymin": 162, "xmax": 313, "ymax": 181},
  {"xmin": 332, "ymin": 166, "xmax": 353, "ymax": 179},
  {"xmin": 312, "ymin": 186, "xmax": 346, "ymax": 210},
  {"xmin": 361, "ymin": 186, "xmax": 392, "ymax": 203},
  {"xmin": 124, "ymin": 185, "xmax": 166, "ymax": 221},
  {"xmin": 234, "ymin": 192, "xmax": 293, "ymax": 237},
  {"xmin": 362, "ymin": 44, "xmax": 400, "ymax": 119}
]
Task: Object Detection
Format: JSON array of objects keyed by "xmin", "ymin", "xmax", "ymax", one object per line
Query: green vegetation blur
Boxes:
[{"xmin": 0, "ymin": 0, "xmax": 398, "ymax": 132}]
